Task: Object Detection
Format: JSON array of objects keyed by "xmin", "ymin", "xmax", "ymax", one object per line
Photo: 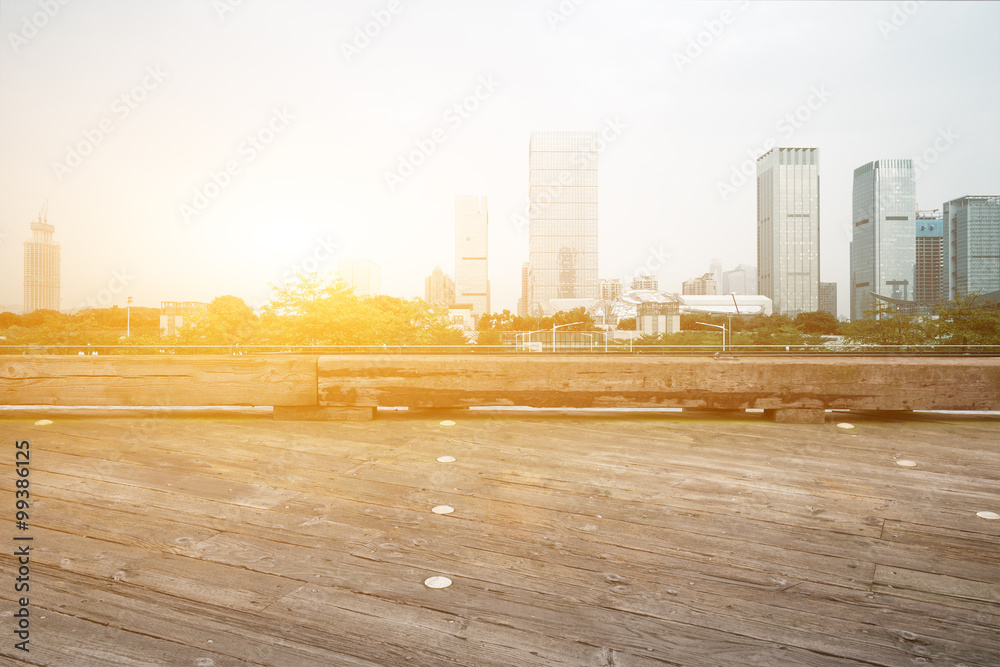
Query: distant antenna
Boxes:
[{"xmin": 38, "ymin": 200, "xmax": 48, "ymax": 224}]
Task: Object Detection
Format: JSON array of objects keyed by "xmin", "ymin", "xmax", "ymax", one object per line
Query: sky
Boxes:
[{"xmin": 1, "ymin": 0, "xmax": 998, "ymax": 318}]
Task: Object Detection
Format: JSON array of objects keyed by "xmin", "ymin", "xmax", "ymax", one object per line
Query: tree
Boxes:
[
  {"xmin": 179, "ymin": 295, "xmax": 259, "ymax": 344},
  {"xmin": 794, "ymin": 310, "xmax": 840, "ymax": 335},
  {"xmin": 931, "ymin": 294, "xmax": 1000, "ymax": 347},
  {"xmin": 840, "ymin": 301, "xmax": 930, "ymax": 346},
  {"xmin": 617, "ymin": 317, "xmax": 636, "ymax": 331},
  {"xmin": 475, "ymin": 329, "xmax": 503, "ymax": 346}
]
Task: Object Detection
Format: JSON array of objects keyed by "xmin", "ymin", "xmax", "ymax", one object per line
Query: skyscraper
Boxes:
[
  {"xmin": 600, "ymin": 278, "xmax": 623, "ymax": 301},
  {"xmin": 424, "ymin": 266, "xmax": 455, "ymax": 305},
  {"xmin": 518, "ymin": 262, "xmax": 529, "ymax": 318},
  {"xmin": 819, "ymin": 282, "xmax": 838, "ymax": 318},
  {"xmin": 915, "ymin": 213, "xmax": 944, "ymax": 307},
  {"xmin": 756, "ymin": 147, "xmax": 820, "ymax": 316},
  {"xmin": 527, "ymin": 131, "xmax": 598, "ymax": 316},
  {"xmin": 850, "ymin": 159, "xmax": 916, "ymax": 320},
  {"xmin": 722, "ymin": 264, "xmax": 757, "ymax": 295},
  {"xmin": 23, "ymin": 205, "xmax": 60, "ymax": 313},
  {"xmin": 942, "ymin": 195, "xmax": 1000, "ymax": 300},
  {"xmin": 709, "ymin": 258, "xmax": 723, "ymax": 290},
  {"xmin": 455, "ymin": 195, "xmax": 489, "ymax": 318},
  {"xmin": 337, "ymin": 259, "xmax": 381, "ymax": 296}
]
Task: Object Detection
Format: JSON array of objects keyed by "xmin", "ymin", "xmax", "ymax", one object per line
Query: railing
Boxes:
[{"xmin": 1, "ymin": 344, "xmax": 999, "ymax": 356}]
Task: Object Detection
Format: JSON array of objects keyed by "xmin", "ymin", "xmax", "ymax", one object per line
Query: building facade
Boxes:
[
  {"xmin": 424, "ymin": 266, "xmax": 455, "ymax": 305},
  {"xmin": 850, "ymin": 159, "xmax": 916, "ymax": 320},
  {"xmin": 819, "ymin": 282, "xmax": 837, "ymax": 318},
  {"xmin": 600, "ymin": 278, "xmax": 623, "ymax": 302},
  {"xmin": 527, "ymin": 131, "xmax": 599, "ymax": 316},
  {"xmin": 23, "ymin": 208, "xmax": 61, "ymax": 313},
  {"xmin": 160, "ymin": 301, "xmax": 208, "ymax": 336},
  {"xmin": 722, "ymin": 264, "xmax": 757, "ymax": 295},
  {"xmin": 337, "ymin": 259, "xmax": 381, "ymax": 296},
  {"xmin": 914, "ymin": 214, "xmax": 944, "ymax": 307},
  {"xmin": 455, "ymin": 195, "xmax": 490, "ymax": 318},
  {"xmin": 942, "ymin": 195, "xmax": 1000, "ymax": 300},
  {"xmin": 756, "ymin": 147, "xmax": 820, "ymax": 316},
  {"xmin": 517, "ymin": 262, "xmax": 529, "ymax": 318},
  {"xmin": 629, "ymin": 273, "xmax": 657, "ymax": 291},
  {"xmin": 682, "ymin": 273, "xmax": 716, "ymax": 295}
]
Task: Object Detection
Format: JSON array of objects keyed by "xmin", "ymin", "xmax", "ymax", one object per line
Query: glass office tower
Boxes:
[
  {"xmin": 942, "ymin": 195, "xmax": 1000, "ymax": 300},
  {"xmin": 756, "ymin": 147, "xmax": 820, "ymax": 316},
  {"xmin": 850, "ymin": 159, "xmax": 916, "ymax": 320},
  {"xmin": 454, "ymin": 195, "xmax": 490, "ymax": 318},
  {"xmin": 527, "ymin": 131, "xmax": 598, "ymax": 316}
]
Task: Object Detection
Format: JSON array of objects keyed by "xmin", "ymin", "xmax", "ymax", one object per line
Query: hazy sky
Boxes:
[{"xmin": 1, "ymin": 0, "xmax": 998, "ymax": 317}]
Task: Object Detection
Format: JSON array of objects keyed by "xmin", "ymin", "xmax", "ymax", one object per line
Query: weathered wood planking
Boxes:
[
  {"xmin": 1, "ymin": 410, "xmax": 998, "ymax": 666},
  {"xmin": 317, "ymin": 354, "xmax": 1000, "ymax": 411},
  {"xmin": 0, "ymin": 354, "xmax": 318, "ymax": 406}
]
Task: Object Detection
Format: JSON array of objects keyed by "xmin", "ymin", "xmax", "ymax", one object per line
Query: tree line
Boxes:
[{"xmin": 2, "ymin": 276, "xmax": 996, "ymax": 350}]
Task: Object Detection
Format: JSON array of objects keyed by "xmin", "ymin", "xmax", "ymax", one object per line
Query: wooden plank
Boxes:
[
  {"xmin": 274, "ymin": 405, "xmax": 374, "ymax": 420},
  {"xmin": 318, "ymin": 355, "xmax": 1000, "ymax": 411},
  {"xmin": 0, "ymin": 354, "xmax": 317, "ymax": 406}
]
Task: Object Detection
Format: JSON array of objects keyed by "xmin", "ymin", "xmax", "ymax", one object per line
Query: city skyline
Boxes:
[{"xmin": 1, "ymin": 1, "xmax": 998, "ymax": 318}]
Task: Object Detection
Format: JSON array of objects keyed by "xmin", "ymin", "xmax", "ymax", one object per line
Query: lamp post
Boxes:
[
  {"xmin": 551, "ymin": 321, "xmax": 584, "ymax": 353},
  {"xmin": 697, "ymin": 321, "xmax": 726, "ymax": 351},
  {"xmin": 126, "ymin": 296, "xmax": 133, "ymax": 339}
]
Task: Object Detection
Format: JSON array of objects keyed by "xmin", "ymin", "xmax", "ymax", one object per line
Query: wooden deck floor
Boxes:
[{"xmin": 1, "ymin": 408, "xmax": 998, "ymax": 666}]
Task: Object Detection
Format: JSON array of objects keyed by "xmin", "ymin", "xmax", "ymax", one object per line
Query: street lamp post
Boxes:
[
  {"xmin": 697, "ymin": 321, "xmax": 727, "ymax": 352},
  {"xmin": 551, "ymin": 321, "xmax": 584, "ymax": 353}
]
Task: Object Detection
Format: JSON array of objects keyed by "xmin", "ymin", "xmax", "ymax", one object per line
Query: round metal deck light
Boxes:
[
  {"xmin": 836, "ymin": 423, "xmax": 854, "ymax": 429},
  {"xmin": 432, "ymin": 505, "xmax": 455, "ymax": 515},
  {"xmin": 424, "ymin": 576, "xmax": 452, "ymax": 588},
  {"xmin": 34, "ymin": 419, "xmax": 53, "ymax": 426},
  {"xmin": 439, "ymin": 420, "xmax": 455, "ymax": 426},
  {"xmin": 895, "ymin": 459, "xmax": 917, "ymax": 467},
  {"xmin": 976, "ymin": 511, "xmax": 999, "ymax": 520},
  {"xmin": 436, "ymin": 455, "xmax": 456, "ymax": 463}
]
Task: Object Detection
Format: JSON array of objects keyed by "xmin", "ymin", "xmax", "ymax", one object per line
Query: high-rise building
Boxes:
[
  {"xmin": 709, "ymin": 258, "xmax": 723, "ymax": 290},
  {"xmin": 819, "ymin": 282, "xmax": 837, "ymax": 318},
  {"xmin": 722, "ymin": 264, "xmax": 757, "ymax": 295},
  {"xmin": 849, "ymin": 159, "xmax": 916, "ymax": 320},
  {"xmin": 682, "ymin": 273, "xmax": 716, "ymax": 295},
  {"xmin": 23, "ymin": 206, "xmax": 60, "ymax": 313},
  {"xmin": 527, "ymin": 131, "xmax": 598, "ymax": 316},
  {"xmin": 756, "ymin": 147, "xmax": 820, "ymax": 316},
  {"xmin": 337, "ymin": 259, "xmax": 381, "ymax": 296},
  {"xmin": 629, "ymin": 273, "xmax": 658, "ymax": 291},
  {"xmin": 915, "ymin": 213, "xmax": 944, "ymax": 307},
  {"xmin": 455, "ymin": 195, "xmax": 490, "ymax": 318},
  {"xmin": 942, "ymin": 195, "xmax": 1000, "ymax": 300},
  {"xmin": 600, "ymin": 278, "xmax": 623, "ymax": 301},
  {"xmin": 424, "ymin": 266, "xmax": 455, "ymax": 305},
  {"xmin": 517, "ymin": 262, "xmax": 529, "ymax": 318}
]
